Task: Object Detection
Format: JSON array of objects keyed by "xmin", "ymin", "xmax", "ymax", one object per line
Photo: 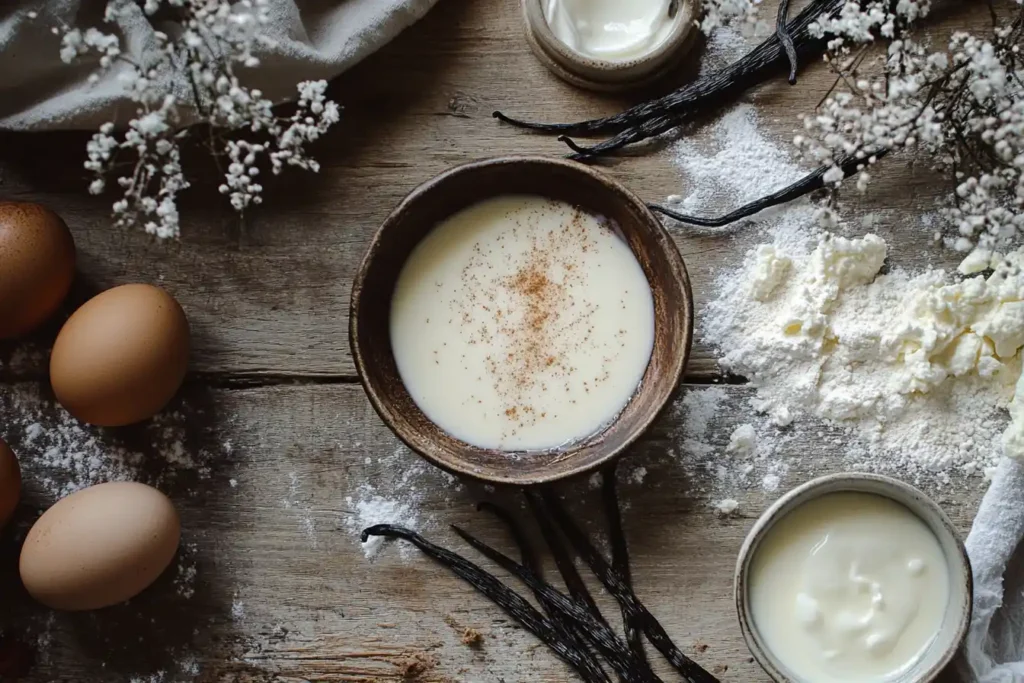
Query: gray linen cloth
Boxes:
[{"xmin": 0, "ymin": 0, "xmax": 439, "ymax": 130}]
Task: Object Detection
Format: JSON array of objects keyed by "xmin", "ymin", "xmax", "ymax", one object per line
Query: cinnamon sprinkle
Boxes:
[{"xmin": 452, "ymin": 200, "xmax": 619, "ymax": 440}]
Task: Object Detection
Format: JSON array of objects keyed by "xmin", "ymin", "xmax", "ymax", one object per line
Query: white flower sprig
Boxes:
[
  {"xmin": 700, "ymin": 0, "xmax": 762, "ymax": 35},
  {"xmin": 793, "ymin": 0, "xmax": 1024, "ymax": 267},
  {"xmin": 50, "ymin": 0, "xmax": 341, "ymax": 238}
]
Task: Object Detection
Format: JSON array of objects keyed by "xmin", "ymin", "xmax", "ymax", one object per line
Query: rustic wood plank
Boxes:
[
  {"xmin": 0, "ymin": 2, "xmax": 1001, "ymax": 682},
  {"xmin": 0, "ymin": 382, "xmax": 985, "ymax": 682},
  {"xmin": 0, "ymin": 0, "xmax": 994, "ymax": 382}
]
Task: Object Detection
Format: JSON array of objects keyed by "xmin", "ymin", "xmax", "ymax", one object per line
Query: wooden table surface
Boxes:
[{"xmin": 0, "ymin": 1, "xmax": 993, "ymax": 681}]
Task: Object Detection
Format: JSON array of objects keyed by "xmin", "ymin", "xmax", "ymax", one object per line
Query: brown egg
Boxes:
[
  {"xmin": 0, "ymin": 202, "xmax": 76, "ymax": 339},
  {"xmin": 50, "ymin": 284, "xmax": 190, "ymax": 427},
  {"xmin": 0, "ymin": 438, "xmax": 20, "ymax": 529},
  {"xmin": 19, "ymin": 481, "xmax": 180, "ymax": 611}
]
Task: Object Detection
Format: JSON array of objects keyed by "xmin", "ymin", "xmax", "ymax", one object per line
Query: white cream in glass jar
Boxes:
[{"xmin": 543, "ymin": 0, "xmax": 677, "ymax": 62}]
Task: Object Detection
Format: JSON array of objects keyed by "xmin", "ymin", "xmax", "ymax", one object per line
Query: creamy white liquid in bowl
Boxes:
[
  {"xmin": 390, "ymin": 195, "xmax": 655, "ymax": 452},
  {"xmin": 749, "ymin": 492, "xmax": 950, "ymax": 682},
  {"xmin": 544, "ymin": 0, "xmax": 676, "ymax": 62}
]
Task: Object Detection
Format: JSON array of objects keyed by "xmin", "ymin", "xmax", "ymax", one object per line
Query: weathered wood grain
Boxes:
[
  {"xmin": 0, "ymin": 0, "xmax": 1002, "ymax": 681},
  {"xmin": 0, "ymin": 382, "xmax": 985, "ymax": 682},
  {"xmin": 0, "ymin": 0, "xmax": 994, "ymax": 382}
]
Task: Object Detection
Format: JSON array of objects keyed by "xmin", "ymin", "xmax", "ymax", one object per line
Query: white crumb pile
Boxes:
[
  {"xmin": 671, "ymin": 102, "xmax": 1024, "ymax": 490},
  {"xmin": 726, "ymin": 424, "xmax": 756, "ymax": 457},
  {"xmin": 706, "ymin": 231, "xmax": 1024, "ymax": 480},
  {"xmin": 714, "ymin": 498, "xmax": 739, "ymax": 516}
]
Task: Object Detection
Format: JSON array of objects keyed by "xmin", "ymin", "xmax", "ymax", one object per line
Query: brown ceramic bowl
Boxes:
[{"xmin": 350, "ymin": 156, "xmax": 693, "ymax": 485}]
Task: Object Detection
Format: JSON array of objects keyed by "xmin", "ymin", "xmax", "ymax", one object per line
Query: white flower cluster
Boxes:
[
  {"xmin": 794, "ymin": 0, "xmax": 1024, "ymax": 265},
  {"xmin": 48, "ymin": 0, "xmax": 340, "ymax": 238},
  {"xmin": 699, "ymin": 0, "xmax": 761, "ymax": 36}
]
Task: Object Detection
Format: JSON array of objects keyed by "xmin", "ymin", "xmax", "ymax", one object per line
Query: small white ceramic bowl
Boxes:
[
  {"xmin": 521, "ymin": 0, "xmax": 699, "ymax": 91},
  {"xmin": 735, "ymin": 473, "xmax": 972, "ymax": 683}
]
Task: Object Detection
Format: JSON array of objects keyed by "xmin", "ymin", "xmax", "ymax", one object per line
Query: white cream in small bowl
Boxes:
[
  {"xmin": 521, "ymin": 0, "xmax": 698, "ymax": 91},
  {"xmin": 735, "ymin": 473, "xmax": 972, "ymax": 683}
]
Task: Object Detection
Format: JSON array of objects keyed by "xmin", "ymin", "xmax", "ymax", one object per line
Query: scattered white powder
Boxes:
[
  {"xmin": 345, "ymin": 484, "xmax": 420, "ymax": 559},
  {"xmin": 2, "ymin": 383, "xmax": 216, "ymax": 499},
  {"xmin": 671, "ymin": 105, "xmax": 807, "ymax": 218},
  {"xmin": 173, "ymin": 544, "xmax": 199, "ymax": 600},
  {"xmin": 628, "ymin": 466, "xmax": 648, "ymax": 484},
  {"xmin": 678, "ymin": 385, "xmax": 728, "ymax": 457},
  {"xmin": 726, "ymin": 424, "xmax": 757, "ymax": 456},
  {"xmin": 178, "ymin": 657, "xmax": 200, "ymax": 677},
  {"xmin": 341, "ymin": 445, "xmax": 461, "ymax": 560},
  {"xmin": 714, "ymin": 498, "xmax": 739, "ymax": 516},
  {"xmin": 705, "ymin": 230, "xmax": 1024, "ymax": 480},
  {"xmin": 283, "ymin": 471, "xmax": 318, "ymax": 549},
  {"xmin": 231, "ymin": 599, "xmax": 245, "ymax": 621},
  {"xmin": 697, "ymin": 26, "xmax": 750, "ymax": 78},
  {"xmin": 129, "ymin": 674, "xmax": 166, "ymax": 683},
  {"xmin": 670, "ymin": 101, "xmax": 1024, "ymax": 492}
]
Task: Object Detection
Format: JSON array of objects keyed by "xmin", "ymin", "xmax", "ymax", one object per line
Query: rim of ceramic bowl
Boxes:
[
  {"xmin": 520, "ymin": 0, "xmax": 700, "ymax": 91},
  {"xmin": 734, "ymin": 472, "xmax": 973, "ymax": 683},
  {"xmin": 349, "ymin": 155, "xmax": 693, "ymax": 485}
]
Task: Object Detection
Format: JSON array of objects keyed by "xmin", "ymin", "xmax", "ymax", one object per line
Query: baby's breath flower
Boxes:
[
  {"xmin": 794, "ymin": 1, "xmax": 1024, "ymax": 264},
  {"xmin": 44, "ymin": 0, "xmax": 340, "ymax": 238}
]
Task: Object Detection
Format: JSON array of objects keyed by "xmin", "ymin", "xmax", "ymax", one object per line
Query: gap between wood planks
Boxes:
[
  {"xmin": 0, "ymin": 365, "xmax": 747, "ymax": 389},
  {"xmin": 181, "ymin": 368, "xmax": 748, "ymax": 389}
]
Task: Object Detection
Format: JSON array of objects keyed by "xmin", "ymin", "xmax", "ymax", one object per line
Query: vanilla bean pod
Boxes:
[
  {"xmin": 360, "ymin": 524, "xmax": 608, "ymax": 683},
  {"xmin": 524, "ymin": 493, "xmax": 604, "ymax": 620},
  {"xmin": 601, "ymin": 467, "xmax": 646, "ymax": 667},
  {"xmin": 560, "ymin": 6, "xmax": 835, "ymax": 161},
  {"xmin": 450, "ymin": 525, "xmax": 664, "ymax": 683},
  {"xmin": 540, "ymin": 492, "xmax": 719, "ymax": 683},
  {"xmin": 647, "ymin": 149, "xmax": 890, "ymax": 228},
  {"xmin": 523, "ymin": 492, "xmax": 632, "ymax": 683},
  {"xmin": 492, "ymin": 0, "xmax": 843, "ymax": 138},
  {"xmin": 777, "ymin": 0, "xmax": 799, "ymax": 85},
  {"xmin": 477, "ymin": 501, "xmax": 538, "ymax": 570},
  {"xmin": 478, "ymin": 501, "xmax": 613, "ymax": 683}
]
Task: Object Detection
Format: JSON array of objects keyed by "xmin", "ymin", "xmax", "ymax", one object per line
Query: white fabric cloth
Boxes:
[
  {"xmin": 963, "ymin": 457, "xmax": 1024, "ymax": 683},
  {"xmin": 0, "ymin": 0, "xmax": 439, "ymax": 131}
]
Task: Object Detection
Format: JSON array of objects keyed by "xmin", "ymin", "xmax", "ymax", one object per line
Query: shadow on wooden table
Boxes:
[{"xmin": 0, "ymin": 375, "xmax": 255, "ymax": 680}]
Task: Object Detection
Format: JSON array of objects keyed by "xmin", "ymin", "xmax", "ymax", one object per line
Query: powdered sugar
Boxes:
[
  {"xmin": 1, "ymin": 383, "xmax": 215, "ymax": 499},
  {"xmin": 341, "ymin": 445, "xmax": 464, "ymax": 560},
  {"xmin": 283, "ymin": 470, "xmax": 319, "ymax": 549},
  {"xmin": 671, "ymin": 105, "xmax": 807, "ymax": 215},
  {"xmin": 345, "ymin": 486, "xmax": 420, "ymax": 559},
  {"xmin": 680, "ymin": 103, "xmax": 1022, "ymax": 487},
  {"xmin": 677, "ymin": 385, "xmax": 728, "ymax": 457}
]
